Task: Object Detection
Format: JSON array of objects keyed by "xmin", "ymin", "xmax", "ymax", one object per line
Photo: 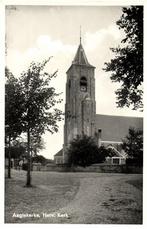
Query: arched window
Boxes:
[{"xmin": 80, "ymin": 76, "xmax": 87, "ymax": 92}]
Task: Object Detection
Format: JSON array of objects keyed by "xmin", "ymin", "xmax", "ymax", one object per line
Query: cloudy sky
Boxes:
[{"xmin": 6, "ymin": 5, "xmax": 143, "ymax": 159}]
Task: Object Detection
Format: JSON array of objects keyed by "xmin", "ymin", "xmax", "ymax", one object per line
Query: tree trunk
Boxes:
[
  {"xmin": 8, "ymin": 135, "xmax": 11, "ymax": 179},
  {"xmin": 26, "ymin": 128, "xmax": 32, "ymax": 187}
]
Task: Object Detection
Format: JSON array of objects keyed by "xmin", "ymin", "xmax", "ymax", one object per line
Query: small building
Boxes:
[
  {"xmin": 105, "ymin": 146, "xmax": 127, "ymax": 165},
  {"xmin": 110, "ymin": 157, "xmax": 126, "ymax": 165},
  {"xmin": 54, "ymin": 149, "xmax": 64, "ymax": 165},
  {"xmin": 32, "ymin": 162, "xmax": 42, "ymax": 171}
]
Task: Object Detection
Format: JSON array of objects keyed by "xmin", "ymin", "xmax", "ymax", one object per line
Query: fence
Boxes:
[{"xmin": 32, "ymin": 163, "xmax": 143, "ymax": 174}]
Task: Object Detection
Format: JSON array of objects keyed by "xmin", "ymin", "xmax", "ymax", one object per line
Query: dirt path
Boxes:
[
  {"xmin": 5, "ymin": 171, "xmax": 142, "ymax": 224},
  {"xmin": 38, "ymin": 174, "xmax": 142, "ymax": 224}
]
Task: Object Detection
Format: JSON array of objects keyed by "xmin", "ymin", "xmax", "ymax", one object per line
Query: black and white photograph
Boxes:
[{"xmin": 3, "ymin": 0, "xmax": 144, "ymax": 225}]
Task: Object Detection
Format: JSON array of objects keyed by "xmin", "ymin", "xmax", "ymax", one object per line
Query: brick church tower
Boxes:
[{"xmin": 63, "ymin": 39, "xmax": 96, "ymax": 162}]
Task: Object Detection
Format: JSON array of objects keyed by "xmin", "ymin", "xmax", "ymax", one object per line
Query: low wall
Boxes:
[{"xmin": 32, "ymin": 164, "xmax": 143, "ymax": 174}]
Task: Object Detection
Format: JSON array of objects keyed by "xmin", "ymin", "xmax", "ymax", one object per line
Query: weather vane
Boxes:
[{"xmin": 80, "ymin": 25, "xmax": 82, "ymax": 44}]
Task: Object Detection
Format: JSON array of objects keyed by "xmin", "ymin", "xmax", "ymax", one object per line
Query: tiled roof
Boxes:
[
  {"xmin": 54, "ymin": 149, "xmax": 63, "ymax": 157},
  {"xmin": 96, "ymin": 114, "xmax": 143, "ymax": 142},
  {"xmin": 72, "ymin": 44, "xmax": 94, "ymax": 68}
]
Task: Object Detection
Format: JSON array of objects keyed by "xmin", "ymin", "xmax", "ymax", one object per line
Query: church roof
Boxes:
[
  {"xmin": 54, "ymin": 149, "xmax": 63, "ymax": 157},
  {"xmin": 95, "ymin": 114, "xmax": 143, "ymax": 143}
]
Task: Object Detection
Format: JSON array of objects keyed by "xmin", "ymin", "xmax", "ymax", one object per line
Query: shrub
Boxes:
[
  {"xmin": 67, "ymin": 135, "xmax": 107, "ymax": 167},
  {"xmin": 122, "ymin": 127, "xmax": 143, "ymax": 166}
]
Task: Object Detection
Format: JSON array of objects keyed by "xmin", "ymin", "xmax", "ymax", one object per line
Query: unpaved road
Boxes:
[
  {"xmin": 5, "ymin": 171, "xmax": 142, "ymax": 224},
  {"xmin": 38, "ymin": 173, "xmax": 142, "ymax": 224}
]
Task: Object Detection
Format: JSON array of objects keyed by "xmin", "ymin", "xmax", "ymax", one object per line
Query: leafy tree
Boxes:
[
  {"xmin": 67, "ymin": 135, "xmax": 106, "ymax": 167},
  {"xmin": 5, "ymin": 68, "xmax": 24, "ymax": 178},
  {"xmin": 19, "ymin": 58, "xmax": 63, "ymax": 186},
  {"xmin": 103, "ymin": 6, "xmax": 143, "ymax": 110},
  {"xmin": 98, "ymin": 145, "xmax": 117, "ymax": 158},
  {"xmin": 5, "ymin": 145, "xmax": 25, "ymax": 159},
  {"xmin": 32, "ymin": 155, "xmax": 47, "ymax": 165},
  {"xmin": 5, "ymin": 135, "xmax": 45, "ymax": 160},
  {"xmin": 29, "ymin": 134, "xmax": 45, "ymax": 156},
  {"xmin": 122, "ymin": 127, "xmax": 143, "ymax": 165}
]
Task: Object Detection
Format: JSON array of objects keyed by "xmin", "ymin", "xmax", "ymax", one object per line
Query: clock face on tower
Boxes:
[{"xmin": 80, "ymin": 85, "xmax": 87, "ymax": 92}]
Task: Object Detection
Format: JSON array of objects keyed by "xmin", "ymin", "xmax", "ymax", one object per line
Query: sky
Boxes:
[{"xmin": 6, "ymin": 5, "xmax": 143, "ymax": 159}]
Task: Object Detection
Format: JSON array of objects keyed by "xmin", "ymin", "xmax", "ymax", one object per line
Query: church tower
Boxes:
[{"xmin": 63, "ymin": 38, "xmax": 96, "ymax": 161}]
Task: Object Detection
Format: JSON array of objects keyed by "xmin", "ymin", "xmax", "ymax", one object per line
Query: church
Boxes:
[{"xmin": 54, "ymin": 39, "xmax": 143, "ymax": 165}]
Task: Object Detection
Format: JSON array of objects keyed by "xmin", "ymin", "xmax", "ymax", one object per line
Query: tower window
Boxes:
[
  {"xmin": 69, "ymin": 79, "xmax": 71, "ymax": 88},
  {"xmin": 98, "ymin": 129, "xmax": 102, "ymax": 133},
  {"xmin": 80, "ymin": 76, "xmax": 87, "ymax": 92}
]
